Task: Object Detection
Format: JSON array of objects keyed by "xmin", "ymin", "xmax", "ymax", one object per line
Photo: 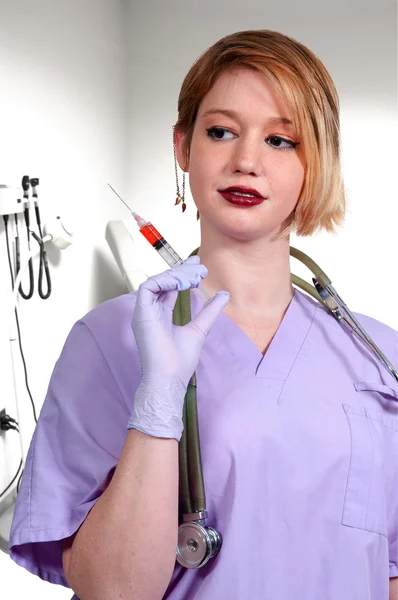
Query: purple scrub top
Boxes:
[{"xmin": 8, "ymin": 288, "xmax": 398, "ymax": 599}]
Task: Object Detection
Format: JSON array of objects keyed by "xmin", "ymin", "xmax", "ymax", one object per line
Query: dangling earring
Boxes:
[{"xmin": 173, "ymin": 127, "xmax": 186, "ymax": 213}]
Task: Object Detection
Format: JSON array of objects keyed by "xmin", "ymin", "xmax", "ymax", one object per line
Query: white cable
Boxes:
[{"xmin": 6, "ymin": 237, "xmax": 51, "ymax": 472}]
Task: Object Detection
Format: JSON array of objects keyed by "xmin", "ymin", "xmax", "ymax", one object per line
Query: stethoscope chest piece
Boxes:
[{"xmin": 176, "ymin": 520, "xmax": 223, "ymax": 569}]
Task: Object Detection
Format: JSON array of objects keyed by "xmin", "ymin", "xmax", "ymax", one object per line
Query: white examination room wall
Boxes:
[
  {"xmin": 0, "ymin": 0, "xmax": 397, "ymax": 598},
  {"xmin": 0, "ymin": 1, "xmax": 128, "ymax": 598}
]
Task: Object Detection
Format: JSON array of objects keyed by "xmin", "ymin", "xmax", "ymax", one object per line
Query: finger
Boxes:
[
  {"xmin": 159, "ymin": 257, "xmax": 203, "ymax": 309},
  {"xmin": 159, "ymin": 259, "xmax": 203, "ymax": 310},
  {"xmin": 136, "ymin": 263, "xmax": 208, "ymax": 313},
  {"xmin": 184, "ymin": 255, "xmax": 201, "ymax": 264},
  {"xmin": 188, "ymin": 291, "xmax": 230, "ymax": 338},
  {"xmin": 157, "ymin": 288, "xmax": 179, "ymax": 311}
]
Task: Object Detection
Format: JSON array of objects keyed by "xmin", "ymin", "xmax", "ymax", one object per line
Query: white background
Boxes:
[{"xmin": 0, "ymin": 0, "xmax": 397, "ymax": 598}]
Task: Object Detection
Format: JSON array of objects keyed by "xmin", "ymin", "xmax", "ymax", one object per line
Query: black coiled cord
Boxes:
[
  {"xmin": 34, "ymin": 205, "xmax": 51, "ymax": 299},
  {"xmin": 17, "ymin": 208, "xmax": 34, "ymax": 299}
]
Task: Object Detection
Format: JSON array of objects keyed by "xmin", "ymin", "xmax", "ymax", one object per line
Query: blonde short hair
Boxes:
[{"xmin": 175, "ymin": 30, "xmax": 346, "ymax": 236}]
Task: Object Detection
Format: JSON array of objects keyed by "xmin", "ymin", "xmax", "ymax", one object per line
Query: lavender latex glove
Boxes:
[{"xmin": 128, "ymin": 256, "xmax": 230, "ymax": 440}]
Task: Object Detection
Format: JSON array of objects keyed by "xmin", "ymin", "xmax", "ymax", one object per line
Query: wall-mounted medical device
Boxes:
[
  {"xmin": 0, "ymin": 177, "xmax": 73, "ymax": 554},
  {"xmin": 0, "ymin": 185, "xmax": 24, "ymax": 216}
]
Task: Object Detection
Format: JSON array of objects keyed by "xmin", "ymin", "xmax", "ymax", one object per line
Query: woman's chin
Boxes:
[
  {"xmin": 200, "ymin": 206, "xmax": 292, "ymax": 242},
  {"xmin": 213, "ymin": 220, "xmax": 276, "ymax": 243}
]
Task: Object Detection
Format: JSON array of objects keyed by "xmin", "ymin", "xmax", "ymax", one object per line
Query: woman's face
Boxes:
[{"xmin": 177, "ymin": 67, "xmax": 306, "ymax": 242}]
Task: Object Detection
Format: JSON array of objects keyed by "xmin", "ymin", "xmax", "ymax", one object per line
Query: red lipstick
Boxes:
[{"xmin": 218, "ymin": 186, "xmax": 266, "ymax": 207}]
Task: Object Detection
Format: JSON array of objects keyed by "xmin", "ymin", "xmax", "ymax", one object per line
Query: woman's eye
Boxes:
[
  {"xmin": 206, "ymin": 128, "xmax": 299, "ymax": 150},
  {"xmin": 206, "ymin": 127, "xmax": 235, "ymax": 141},
  {"xmin": 266, "ymin": 136, "xmax": 298, "ymax": 150}
]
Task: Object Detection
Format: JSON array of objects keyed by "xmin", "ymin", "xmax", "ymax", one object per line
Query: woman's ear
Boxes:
[{"xmin": 174, "ymin": 128, "xmax": 189, "ymax": 172}]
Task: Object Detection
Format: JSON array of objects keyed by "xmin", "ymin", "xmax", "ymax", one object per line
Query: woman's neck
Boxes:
[{"xmin": 197, "ymin": 229, "xmax": 294, "ymax": 324}]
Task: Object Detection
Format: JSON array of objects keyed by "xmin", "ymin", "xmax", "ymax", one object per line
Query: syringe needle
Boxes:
[
  {"xmin": 107, "ymin": 183, "xmax": 133, "ymax": 213},
  {"xmin": 108, "ymin": 185, "xmax": 211, "ymax": 303}
]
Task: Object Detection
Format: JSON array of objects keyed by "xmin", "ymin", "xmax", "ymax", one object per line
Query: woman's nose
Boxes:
[{"xmin": 230, "ymin": 140, "xmax": 263, "ymax": 176}]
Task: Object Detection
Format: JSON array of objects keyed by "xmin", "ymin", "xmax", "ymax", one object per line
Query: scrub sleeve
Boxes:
[{"xmin": 8, "ymin": 319, "xmax": 134, "ymax": 587}]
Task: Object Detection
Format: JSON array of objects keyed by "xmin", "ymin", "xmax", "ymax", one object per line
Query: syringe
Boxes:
[{"xmin": 108, "ymin": 184, "xmax": 210, "ymax": 303}]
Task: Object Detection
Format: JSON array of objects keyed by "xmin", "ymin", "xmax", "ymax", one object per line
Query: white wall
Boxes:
[
  {"xmin": 0, "ymin": 0, "xmax": 128, "ymax": 597},
  {"xmin": 0, "ymin": 0, "xmax": 397, "ymax": 598}
]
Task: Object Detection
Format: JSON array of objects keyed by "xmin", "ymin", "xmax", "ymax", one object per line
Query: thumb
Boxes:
[{"xmin": 189, "ymin": 291, "xmax": 230, "ymax": 338}]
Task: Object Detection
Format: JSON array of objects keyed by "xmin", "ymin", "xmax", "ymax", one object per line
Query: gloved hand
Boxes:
[{"xmin": 128, "ymin": 256, "xmax": 230, "ymax": 440}]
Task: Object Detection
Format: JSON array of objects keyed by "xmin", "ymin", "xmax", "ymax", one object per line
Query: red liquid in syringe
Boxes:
[{"xmin": 132, "ymin": 212, "xmax": 183, "ymax": 268}]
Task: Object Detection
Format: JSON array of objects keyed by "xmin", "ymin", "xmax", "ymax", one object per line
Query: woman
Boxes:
[{"xmin": 9, "ymin": 30, "xmax": 398, "ymax": 599}]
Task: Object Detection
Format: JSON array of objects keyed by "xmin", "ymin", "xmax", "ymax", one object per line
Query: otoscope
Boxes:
[{"xmin": 18, "ymin": 176, "xmax": 34, "ymax": 299}]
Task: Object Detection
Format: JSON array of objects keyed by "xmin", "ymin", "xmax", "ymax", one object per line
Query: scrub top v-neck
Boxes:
[{"xmin": 193, "ymin": 286, "xmax": 315, "ymax": 379}]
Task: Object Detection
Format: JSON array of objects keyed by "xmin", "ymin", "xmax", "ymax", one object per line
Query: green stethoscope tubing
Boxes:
[
  {"xmin": 172, "ymin": 245, "xmax": 398, "ymax": 518},
  {"xmin": 173, "ymin": 281, "xmax": 202, "ymax": 515}
]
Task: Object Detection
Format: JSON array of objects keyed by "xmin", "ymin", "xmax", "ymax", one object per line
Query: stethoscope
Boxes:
[{"xmin": 173, "ymin": 245, "xmax": 398, "ymax": 569}]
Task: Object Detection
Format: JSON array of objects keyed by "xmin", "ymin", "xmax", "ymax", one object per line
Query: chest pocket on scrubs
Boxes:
[{"xmin": 342, "ymin": 382, "xmax": 398, "ymax": 537}]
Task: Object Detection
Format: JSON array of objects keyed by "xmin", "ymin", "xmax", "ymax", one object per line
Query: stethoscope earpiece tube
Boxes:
[
  {"xmin": 185, "ymin": 379, "xmax": 206, "ymax": 512},
  {"xmin": 290, "ymin": 246, "xmax": 398, "ymax": 382},
  {"xmin": 290, "ymin": 246, "xmax": 331, "ymax": 288},
  {"xmin": 177, "ymin": 288, "xmax": 206, "ymax": 513},
  {"xmin": 173, "ymin": 251, "xmax": 223, "ymax": 568},
  {"xmin": 174, "ymin": 291, "xmax": 193, "ymax": 516}
]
